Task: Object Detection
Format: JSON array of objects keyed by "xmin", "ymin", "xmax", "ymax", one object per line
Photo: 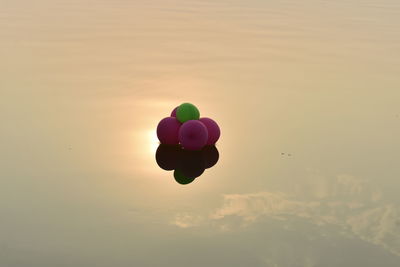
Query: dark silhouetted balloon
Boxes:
[
  {"xmin": 174, "ymin": 169, "xmax": 196, "ymax": 185},
  {"xmin": 155, "ymin": 144, "xmax": 181, "ymax": 171},
  {"xmin": 155, "ymin": 144, "xmax": 219, "ymax": 185},
  {"xmin": 178, "ymin": 150, "xmax": 205, "ymax": 178},
  {"xmin": 202, "ymin": 145, "xmax": 219, "ymax": 169}
]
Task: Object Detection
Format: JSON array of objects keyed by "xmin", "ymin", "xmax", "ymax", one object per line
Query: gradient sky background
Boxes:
[{"xmin": 1, "ymin": 0, "xmax": 400, "ymax": 266}]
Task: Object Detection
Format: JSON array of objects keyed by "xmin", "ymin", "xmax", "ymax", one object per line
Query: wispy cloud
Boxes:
[
  {"xmin": 211, "ymin": 192, "xmax": 321, "ymax": 223},
  {"xmin": 170, "ymin": 174, "xmax": 400, "ymax": 257},
  {"xmin": 170, "ymin": 213, "xmax": 204, "ymax": 228},
  {"xmin": 209, "ymin": 174, "xmax": 400, "ymax": 256}
]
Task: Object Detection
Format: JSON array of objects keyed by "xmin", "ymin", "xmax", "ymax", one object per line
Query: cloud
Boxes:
[
  {"xmin": 211, "ymin": 192, "xmax": 321, "ymax": 223},
  {"xmin": 347, "ymin": 205, "xmax": 400, "ymax": 256},
  {"xmin": 209, "ymin": 174, "xmax": 400, "ymax": 256},
  {"xmin": 171, "ymin": 213, "xmax": 204, "ymax": 228},
  {"xmin": 169, "ymin": 174, "xmax": 400, "ymax": 257}
]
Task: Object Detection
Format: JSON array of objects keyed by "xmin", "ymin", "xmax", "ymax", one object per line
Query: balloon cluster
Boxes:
[
  {"xmin": 157, "ymin": 103, "xmax": 220, "ymax": 150},
  {"xmin": 156, "ymin": 144, "xmax": 219, "ymax": 185}
]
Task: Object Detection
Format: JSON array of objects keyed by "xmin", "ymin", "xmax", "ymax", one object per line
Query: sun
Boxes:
[{"xmin": 148, "ymin": 129, "xmax": 159, "ymax": 155}]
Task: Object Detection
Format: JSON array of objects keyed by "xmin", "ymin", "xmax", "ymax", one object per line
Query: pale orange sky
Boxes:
[{"xmin": 1, "ymin": 0, "xmax": 400, "ymax": 266}]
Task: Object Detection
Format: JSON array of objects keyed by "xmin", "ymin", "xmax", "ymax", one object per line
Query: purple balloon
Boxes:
[
  {"xmin": 179, "ymin": 120, "xmax": 208, "ymax": 151},
  {"xmin": 157, "ymin": 117, "xmax": 181, "ymax": 145},
  {"xmin": 171, "ymin": 106, "xmax": 178, "ymax": 117},
  {"xmin": 199, "ymin": 117, "xmax": 220, "ymax": 145}
]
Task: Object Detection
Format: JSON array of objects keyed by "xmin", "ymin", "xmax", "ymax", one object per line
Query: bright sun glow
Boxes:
[{"xmin": 148, "ymin": 129, "xmax": 159, "ymax": 155}]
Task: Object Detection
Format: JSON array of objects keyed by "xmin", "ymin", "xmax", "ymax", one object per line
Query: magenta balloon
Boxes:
[
  {"xmin": 179, "ymin": 120, "xmax": 208, "ymax": 150},
  {"xmin": 157, "ymin": 117, "xmax": 181, "ymax": 145},
  {"xmin": 171, "ymin": 106, "xmax": 178, "ymax": 117},
  {"xmin": 199, "ymin": 117, "xmax": 220, "ymax": 145}
]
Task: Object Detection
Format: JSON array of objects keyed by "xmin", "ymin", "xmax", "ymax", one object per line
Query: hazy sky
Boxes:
[{"xmin": 1, "ymin": 0, "xmax": 400, "ymax": 266}]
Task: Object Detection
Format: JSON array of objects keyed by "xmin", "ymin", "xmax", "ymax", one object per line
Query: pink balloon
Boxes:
[
  {"xmin": 179, "ymin": 120, "xmax": 208, "ymax": 150},
  {"xmin": 199, "ymin": 117, "xmax": 220, "ymax": 145},
  {"xmin": 157, "ymin": 117, "xmax": 181, "ymax": 145},
  {"xmin": 171, "ymin": 106, "xmax": 178, "ymax": 117}
]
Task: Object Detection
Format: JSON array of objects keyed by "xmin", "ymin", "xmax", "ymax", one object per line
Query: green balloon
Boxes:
[
  {"xmin": 174, "ymin": 169, "xmax": 196, "ymax": 185},
  {"xmin": 176, "ymin": 103, "xmax": 200, "ymax": 123}
]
